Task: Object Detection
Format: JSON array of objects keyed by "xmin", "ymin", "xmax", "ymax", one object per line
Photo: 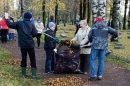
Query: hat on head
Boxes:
[
  {"xmin": 94, "ymin": 17, "xmax": 102, "ymax": 23},
  {"xmin": 49, "ymin": 22, "xmax": 56, "ymax": 29},
  {"xmin": 24, "ymin": 12, "xmax": 32, "ymax": 19}
]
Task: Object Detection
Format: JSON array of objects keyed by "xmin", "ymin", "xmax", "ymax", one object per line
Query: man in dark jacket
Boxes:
[
  {"xmin": 44, "ymin": 22, "xmax": 56, "ymax": 74},
  {"xmin": 5, "ymin": 12, "xmax": 39, "ymax": 79},
  {"xmin": 88, "ymin": 17, "xmax": 118, "ymax": 81}
]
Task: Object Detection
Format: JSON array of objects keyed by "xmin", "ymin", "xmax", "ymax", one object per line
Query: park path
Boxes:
[{"xmin": 0, "ymin": 41, "xmax": 130, "ymax": 86}]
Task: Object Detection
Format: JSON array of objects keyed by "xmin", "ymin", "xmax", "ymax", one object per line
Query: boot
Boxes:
[
  {"xmin": 21, "ymin": 67, "xmax": 26, "ymax": 78},
  {"xmin": 31, "ymin": 68, "xmax": 40, "ymax": 79}
]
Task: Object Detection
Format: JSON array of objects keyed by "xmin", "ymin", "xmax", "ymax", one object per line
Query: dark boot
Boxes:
[
  {"xmin": 21, "ymin": 67, "xmax": 26, "ymax": 78},
  {"xmin": 31, "ymin": 68, "xmax": 40, "ymax": 79}
]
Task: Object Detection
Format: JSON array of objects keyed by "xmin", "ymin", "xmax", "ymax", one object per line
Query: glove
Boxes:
[
  {"xmin": 4, "ymin": 12, "xmax": 9, "ymax": 19},
  {"xmin": 114, "ymin": 37, "xmax": 118, "ymax": 40},
  {"xmin": 53, "ymin": 48, "xmax": 57, "ymax": 53}
]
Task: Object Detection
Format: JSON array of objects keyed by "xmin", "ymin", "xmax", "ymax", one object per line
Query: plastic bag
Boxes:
[{"xmin": 54, "ymin": 46, "xmax": 82, "ymax": 74}]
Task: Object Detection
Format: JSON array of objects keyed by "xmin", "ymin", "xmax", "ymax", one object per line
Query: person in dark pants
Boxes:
[
  {"xmin": 72, "ymin": 20, "xmax": 91, "ymax": 75},
  {"xmin": 0, "ymin": 18, "xmax": 8, "ymax": 43},
  {"xmin": 35, "ymin": 17, "xmax": 44, "ymax": 48},
  {"xmin": 80, "ymin": 54, "xmax": 90, "ymax": 73},
  {"xmin": 46, "ymin": 16, "xmax": 57, "ymax": 36},
  {"xmin": 44, "ymin": 22, "xmax": 56, "ymax": 74},
  {"xmin": 5, "ymin": 12, "xmax": 39, "ymax": 79},
  {"xmin": 74, "ymin": 18, "xmax": 80, "ymax": 35}
]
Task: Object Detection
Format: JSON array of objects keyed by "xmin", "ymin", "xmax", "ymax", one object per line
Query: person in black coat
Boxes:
[
  {"xmin": 74, "ymin": 19, "xmax": 80, "ymax": 35},
  {"xmin": 5, "ymin": 12, "xmax": 39, "ymax": 79},
  {"xmin": 44, "ymin": 22, "xmax": 56, "ymax": 74}
]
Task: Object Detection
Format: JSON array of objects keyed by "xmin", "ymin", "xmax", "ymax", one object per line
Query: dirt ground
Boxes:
[{"xmin": 1, "ymin": 41, "xmax": 130, "ymax": 86}]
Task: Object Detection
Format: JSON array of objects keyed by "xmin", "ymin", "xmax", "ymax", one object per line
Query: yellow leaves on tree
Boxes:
[{"xmin": 28, "ymin": 0, "xmax": 65, "ymax": 14}]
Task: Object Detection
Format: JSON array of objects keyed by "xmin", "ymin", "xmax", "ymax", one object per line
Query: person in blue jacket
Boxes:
[
  {"xmin": 4, "ymin": 12, "xmax": 39, "ymax": 79},
  {"xmin": 88, "ymin": 17, "xmax": 118, "ymax": 81},
  {"xmin": 44, "ymin": 22, "xmax": 56, "ymax": 74}
]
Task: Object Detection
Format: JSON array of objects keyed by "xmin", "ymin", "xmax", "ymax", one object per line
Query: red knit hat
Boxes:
[{"xmin": 94, "ymin": 17, "xmax": 102, "ymax": 24}]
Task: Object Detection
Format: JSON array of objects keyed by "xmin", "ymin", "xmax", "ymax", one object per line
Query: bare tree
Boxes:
[
  {"xmin": 128, "ymin": 0, "xmax": 130, "ymax": 29},
  {"xmin": 79, "ymin": 0, "xmax": 83, "ymax": 20},
  {"xmin": 82, "ymin": 0, "xmax": 86, "ymax": 19},
  {"xmin": 42, "ymin": 0, "xmax": 46, "ymax": 27},
  {"xmin": 123, "ymin": 0, "xmax": 128, "ymax": 30},
  {"xmin": 87, "ymin": 0, "xmax": 91, "ymax": 23},
  {"xmin": 55, "ymin": 0, "xmax": 58, "ymax": 24}
]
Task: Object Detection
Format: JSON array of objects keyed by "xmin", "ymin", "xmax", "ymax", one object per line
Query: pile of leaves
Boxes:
[
  {"xmin": 4, "ymin": 58, "xmax": 21, "ymax": 66},
  {"xmin": 58, "ymin": 40, "xmax": 78, "ymax": 54},
  {"xmin": 0, "ymin": 72, "xmax": 12, "ymax": 79},
  {"xmin": 45, "ymin": 76, "xmax": 90, "ymax": 86},
  {"xmin": 59, "ymin": 40, "xmax": 77, "ymax": 47},
  {"xmin": 1, "ymin": 83, "xmax": 14, "ymax": 86}
]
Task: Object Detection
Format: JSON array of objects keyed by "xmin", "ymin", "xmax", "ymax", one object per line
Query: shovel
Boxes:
[{"xmin": 43, "ymin": 32, "xmax": 61, "ymax": 44}]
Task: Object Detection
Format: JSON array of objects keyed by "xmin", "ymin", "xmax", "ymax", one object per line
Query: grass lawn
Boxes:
[{"xmin": 0, "ymin": 47, "xmax": 45, "ymax": 86}]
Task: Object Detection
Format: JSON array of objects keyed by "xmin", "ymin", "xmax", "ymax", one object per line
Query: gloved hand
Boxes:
[
  {"xmin": 53, "ymin": 38, "xmax": 61, "ymax": 44},
  {"xmin": 4, "ymin": 12, "xmax": 9, "ymax": 19},
  {"xmin": 53, "ymin": 48, "xmax": 57, "ymax": 53},
  {"xmin": 114, "ymin": 37, "xmax": 118, "ymax": 41}
]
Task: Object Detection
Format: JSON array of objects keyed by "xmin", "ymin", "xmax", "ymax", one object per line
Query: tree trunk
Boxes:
[
  {"xmin": 79, "ymin": 0, "xmax": 83, "ymax": 20},
  {"xmin": 42, "ymin": 0, "xmax": 46, "ymax": 27},
  {"xmin": 123, "ymin": 0, "xmax": 128, "ymax": 30},
  {"xmin": 112, "ymin": 0, "xmax": 120, "ymax": 30},
  {"xmin": 63, "ymin": 14, "xmax": 67, "ymax": 27},
  {"xmin": 55, "ymin": 0, "xmax": 58, "ymax": 24},
  {"xmin": 98, "ymin": 0, "xmax": 106, "ymax": 21},
  {"xmin": 129, "ymin": 1, "xmax": 130, "ymax": 20},
  {"xmin": 57, "ymin": 10, "xmax": 60, "ymax": 25},
  {"xmin": 83, "ymin": 0, "xmax": 86, "ymax": 19},
  {"xmin": 87, "ymin": 0, "xmax": 91, "ymax": 23},
  {"xmin": 92, "ymin": 0, "xmax": 98, "ymax": 23},
  {"xmin": 110, "ymin": 0, "xmax": 120, "ymax": 42},
  {"xmin": 21, "ymin": 0, "xmax": 24, "ymax": 17}
]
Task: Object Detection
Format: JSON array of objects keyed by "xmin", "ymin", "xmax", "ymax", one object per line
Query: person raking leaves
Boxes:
[{"xmin": 4, "ymin": 12, "xmax": 40, "ymax": 79}]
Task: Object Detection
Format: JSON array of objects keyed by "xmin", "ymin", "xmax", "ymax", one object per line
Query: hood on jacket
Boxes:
[{"xmin": 94, "ymin": 21, "xmax": 106, "ymax": 29}]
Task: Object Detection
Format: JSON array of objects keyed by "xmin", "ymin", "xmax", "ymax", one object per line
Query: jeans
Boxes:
[
  {"xmin": 20, "ymin": 48, "xmax": 36, "ymax": 68},
  {"xmin": 45, "ymin": 49, "xmax": 54, "ymax": 73},
  {"xmin": 90, "ymin": 48, "xmax": 106, "ymax": 78},
  {"xmin": 36, "ymin": 34, "xmax": 41, "ymax": 47},
  {"xmin": 9, "ymin": 33, "xmax": 14, "ymax": 40},
  {"xmin": 1, "ymin": 30, "xmax": 8, "ymax": 43}
]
